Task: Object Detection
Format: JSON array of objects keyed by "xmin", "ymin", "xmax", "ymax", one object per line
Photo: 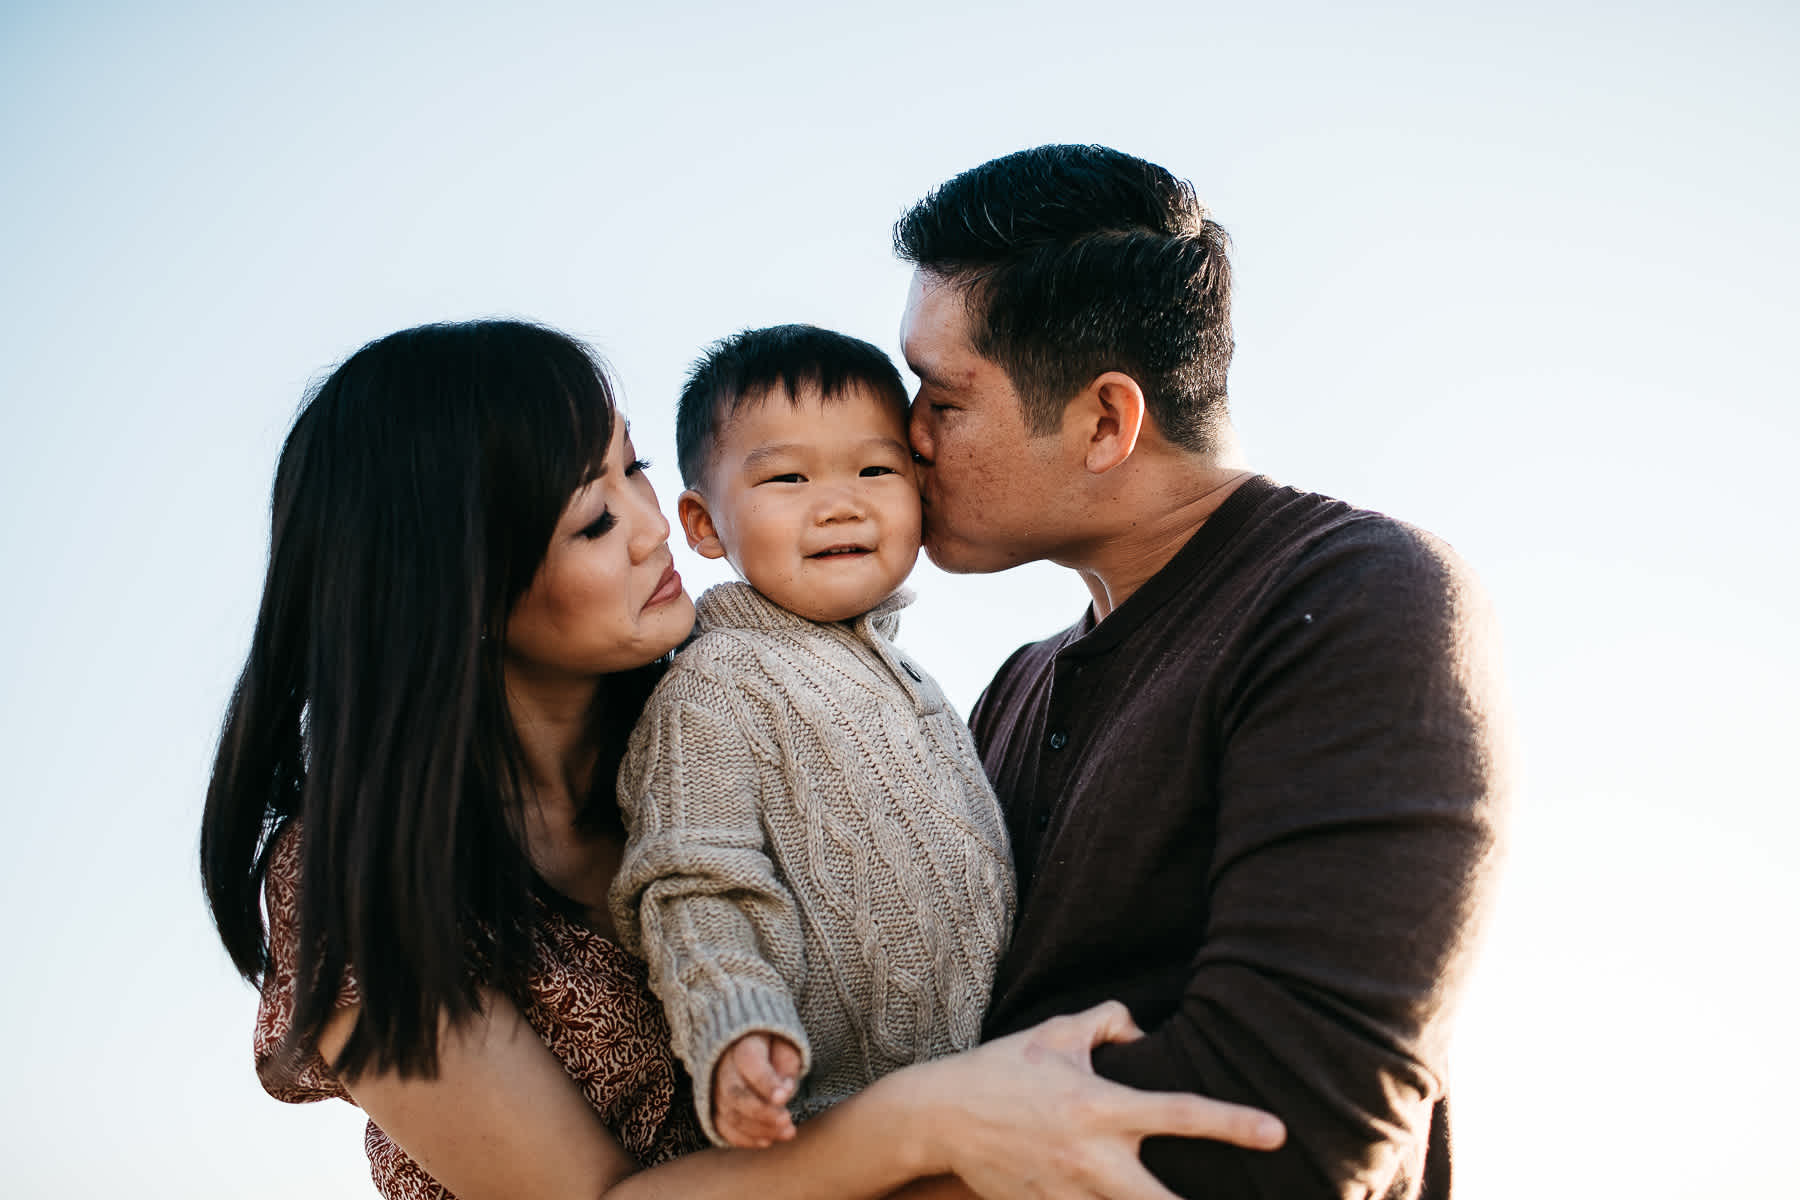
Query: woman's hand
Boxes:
[{"xmin": 902, "ymin": 1001, "xmax": 1285, "ymax": 1200}]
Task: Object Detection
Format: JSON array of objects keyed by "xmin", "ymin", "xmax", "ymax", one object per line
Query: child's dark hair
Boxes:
[{"xmin": 676, "ymin": 324, "xmax": 911, "ymax": 487}]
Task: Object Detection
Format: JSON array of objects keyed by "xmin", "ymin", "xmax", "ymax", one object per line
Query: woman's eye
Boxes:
[
  {"xmin": 626, "ymin": 457, "xmax": 651, "ymax": 476},
  {"xmin": 859, "ymin": 465, "xmax": 898, "ymax": 477},
  {"xmin": 578, "ymin": 510, "xmax": 616, "ymax": 539}
]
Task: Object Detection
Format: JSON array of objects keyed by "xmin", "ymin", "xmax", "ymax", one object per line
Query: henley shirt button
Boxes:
[
  {"xmin": 1047, "ymin": 730, "xmax": 1068, "ymax": 751},
  {"xmin": 1037, "ymin": 811, "xmax": 1050, "ymax": 830}
]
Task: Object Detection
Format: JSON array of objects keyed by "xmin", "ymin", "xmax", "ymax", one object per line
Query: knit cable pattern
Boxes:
[{"xmin": 611, "ymin": 583, "xmax": 1016, "ymax": 1145}]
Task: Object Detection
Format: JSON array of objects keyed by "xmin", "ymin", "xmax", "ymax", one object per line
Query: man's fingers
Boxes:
[
  {"xmin": 1071, "ymin": 1147, "xmax": 1185, "ymax": 1200},
  {"xmin": 1029, "ymin": 1000, "xmax": 1146, "ymax": 1060},
  {"xmin": 1078, "ymin": 999, "xmax": 1146, "ymax": 1046},
  {"xmin": 1124, "ymin": 1090, "xmax": 1285, "ymax": 1150}
]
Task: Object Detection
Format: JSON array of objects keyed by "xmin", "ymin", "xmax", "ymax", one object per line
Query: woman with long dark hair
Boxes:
[{"xmin": 199, "ymin": 319, "xmax": 1283, "ymax": 1199}]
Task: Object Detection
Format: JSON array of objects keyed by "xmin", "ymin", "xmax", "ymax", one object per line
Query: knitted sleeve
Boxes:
[
  {"xmin": 1090, "ymin": 521, "xmax": 1511, "ymax": 1197},
  {"xmin": 610, "ymin": 657, "xmax": 813, "ymax": 1147}
]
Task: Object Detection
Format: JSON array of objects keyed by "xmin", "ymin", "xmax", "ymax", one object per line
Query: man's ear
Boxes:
[
  {"xmin": 1072, "ymin": 371, "xmax": 1147, "ymax": 474},
  {"xmin": 678, "ymin": 489, "xmax": 727, "ymax": 559}
]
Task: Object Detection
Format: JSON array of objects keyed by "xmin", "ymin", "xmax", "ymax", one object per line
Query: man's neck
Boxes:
[{"xmin": 1062, "ymin": 464, "xmax": 1255, "ymax": 622}]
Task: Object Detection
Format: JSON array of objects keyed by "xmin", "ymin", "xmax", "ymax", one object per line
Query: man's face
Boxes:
[{"xmin": 900, "ymin": 270, "xmax": 1072, "ymax": 574}]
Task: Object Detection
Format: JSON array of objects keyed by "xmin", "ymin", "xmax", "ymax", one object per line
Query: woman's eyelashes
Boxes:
[
  {"xmin": 576, "ymin": 459, "xmax": 653, "ymax": 538},
  {"xmin": 578, "ymin": 510, "xmax": 615, "ymax": 539}
]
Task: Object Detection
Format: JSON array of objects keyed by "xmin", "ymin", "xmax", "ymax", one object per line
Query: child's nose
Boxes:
[{"xmin": 814, "ymin": 485, "xmax": 864, "ymax": 524}]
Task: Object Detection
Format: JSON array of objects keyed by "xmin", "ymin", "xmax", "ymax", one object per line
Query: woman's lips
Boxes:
[{"xmin": 645, "ymin": 563, "xmax": 683, "ymax": 608}]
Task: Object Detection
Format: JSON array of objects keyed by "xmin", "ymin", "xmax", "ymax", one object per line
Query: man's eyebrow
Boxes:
[{"xmin": 906, "ymin": 357, "xmax": 957, "ymax": 390}]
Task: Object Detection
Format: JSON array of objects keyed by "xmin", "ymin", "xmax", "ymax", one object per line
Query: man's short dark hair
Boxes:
[
  {"xmin": 676, "ymin": 324, "xmax": 912, "ymax": 488},
  {"xmin": 894, "ymin": 144, "xmax": 1233, "ymax": 453}
]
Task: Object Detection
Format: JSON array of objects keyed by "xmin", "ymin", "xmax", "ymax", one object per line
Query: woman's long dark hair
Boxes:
[{"xmin": 200, "ymin": 320, "xmax": 662, "ymax": 1079}]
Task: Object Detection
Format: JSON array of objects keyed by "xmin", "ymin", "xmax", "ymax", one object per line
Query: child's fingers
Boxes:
[
  {"xmin": 728, "ymin": 1034, "xmax": 795, "ymax": 1105},
  {"xmin": 712, "ymin": 1036, "xmax": 800, "ymax": 1147},
  {"xmin": 717, "ymin": 1071, "xmax": 795, "ymax": 1146},
  {"xmin": 722, "ymin": 1096, "xmax": 796, "ymax": 1147},
  {"xmin": 715, "ymin": 1056, "xmax": 773, "ymax": 1147},
  {"xmin": 766, "ymin": 1034, "xmax": 803, "ymax": 1097}
]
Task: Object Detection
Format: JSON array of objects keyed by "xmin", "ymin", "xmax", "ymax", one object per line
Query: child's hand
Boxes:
[{"xmin": 711, "ymin": 1032, "xmax": 803, "ymax": 1148}]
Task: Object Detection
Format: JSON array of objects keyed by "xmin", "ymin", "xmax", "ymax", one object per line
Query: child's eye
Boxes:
[
  {"xmin": 859, "ymin": 466, "xmax": 898, "ymax": 477},
  {"xmin": 762, "ymin": 473, "xmax": 806, "ymax": 484},
  {"xmin": 578, "ymin": 510, "xmax": 616, "ymax": 539}
]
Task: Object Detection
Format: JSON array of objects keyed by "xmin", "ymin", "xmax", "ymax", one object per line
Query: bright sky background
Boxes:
[{"xmin": 2, "ymin": 2, "xmax": 1794, "ymax": 1196}]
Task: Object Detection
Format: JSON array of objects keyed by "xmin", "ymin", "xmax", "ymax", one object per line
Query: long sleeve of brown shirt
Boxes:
[{"xmin": 969, "ymin": 477, "xmax": 1511, "ymax": 1200}]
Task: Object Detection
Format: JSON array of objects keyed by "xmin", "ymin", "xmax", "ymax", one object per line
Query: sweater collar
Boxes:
[{"xmin": 696, "ymin": 581, "xmax": 912, "ymax": 643}]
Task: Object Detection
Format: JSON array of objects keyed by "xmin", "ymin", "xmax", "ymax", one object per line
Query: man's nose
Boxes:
[{"xmin": 908, "ymin": 399, "xmax": 934, "ymax": 466}]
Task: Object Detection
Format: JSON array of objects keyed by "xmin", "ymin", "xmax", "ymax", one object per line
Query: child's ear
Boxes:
[{"xmin": 678, "ymin": 489, "xmax": 727, "ymax": 559}]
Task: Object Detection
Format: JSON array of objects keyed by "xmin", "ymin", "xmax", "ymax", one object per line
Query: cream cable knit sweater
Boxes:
[{"xmin": 610, "ymin": 582, "xmax": 1015, "ymax": 1146}]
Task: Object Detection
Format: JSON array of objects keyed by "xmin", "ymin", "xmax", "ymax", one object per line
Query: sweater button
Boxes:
[
  {"xmin": 901, "ymin": 660, "xmax": 922, "ymax": 681},
  {"xmin": 1047, "ymin": 730, "xmax": 1068, "ymax": 751}
]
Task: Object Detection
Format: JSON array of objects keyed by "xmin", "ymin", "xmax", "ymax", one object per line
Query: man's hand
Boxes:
[
  {"xmin": 916, "ymin": 1001, "xmax": 1284, "ymax": 1200},
  {"xmin": 712, "ymin": 1032, "xmax": 804, "ymax": 1148}
]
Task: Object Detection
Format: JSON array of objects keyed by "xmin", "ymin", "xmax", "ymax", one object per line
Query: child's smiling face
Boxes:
[{"xmin": 679, "ymin": 381, "xmax": 922, "ymax": 622}]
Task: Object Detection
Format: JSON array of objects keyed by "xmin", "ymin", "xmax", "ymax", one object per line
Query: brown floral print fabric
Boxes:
[{"xmin": 253, "ymin": 828, "xmax": 704, "ymax": 1199}]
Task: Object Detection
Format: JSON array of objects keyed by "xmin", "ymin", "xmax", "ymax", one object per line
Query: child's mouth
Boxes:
[{"xmin": 809, "ymin": 545, "xmax": 872, "ymax": 559}]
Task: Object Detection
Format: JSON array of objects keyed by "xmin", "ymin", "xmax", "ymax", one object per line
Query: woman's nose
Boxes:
[{"xmin": 627, "ymin": 491, "xmax": 671, "ymax": 561}]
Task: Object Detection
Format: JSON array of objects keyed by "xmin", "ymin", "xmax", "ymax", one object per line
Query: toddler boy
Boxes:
[{"xmin": 610, "ymin": 324, "xmax": 1015, "ymax": 1149}]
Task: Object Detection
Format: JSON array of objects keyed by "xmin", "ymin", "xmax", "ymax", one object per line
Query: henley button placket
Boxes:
[{"xmin": 1030, "ymin": 655, "xmax": 1083, "ymax": 842}]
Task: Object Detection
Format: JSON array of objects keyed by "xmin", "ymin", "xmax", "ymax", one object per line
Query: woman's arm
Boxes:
[{"xmin": 320, "ymin": 996, "xmax": 1284, "ymax": 1200}]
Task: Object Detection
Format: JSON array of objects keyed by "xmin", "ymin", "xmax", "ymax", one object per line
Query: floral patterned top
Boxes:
[{"xmin": 254, "ymin": 827, "xmax": 705, "ymax": 1198}]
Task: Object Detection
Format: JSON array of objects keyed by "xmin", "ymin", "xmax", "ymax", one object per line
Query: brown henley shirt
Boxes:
[{"xmin": 970, "ymin": 476, "xmax": 1510, "ymax": 1200}]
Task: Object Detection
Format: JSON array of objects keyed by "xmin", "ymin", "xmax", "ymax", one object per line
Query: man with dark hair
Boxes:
[{"xmin": 895, "ymin": 145, "xmax": 1510, "ymax": 1199}]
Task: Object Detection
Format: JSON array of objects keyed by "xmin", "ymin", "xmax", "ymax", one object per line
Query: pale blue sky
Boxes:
[{"xmin": 2, "ymin": 2, "xmax": 1795, "ymax": 1196}]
